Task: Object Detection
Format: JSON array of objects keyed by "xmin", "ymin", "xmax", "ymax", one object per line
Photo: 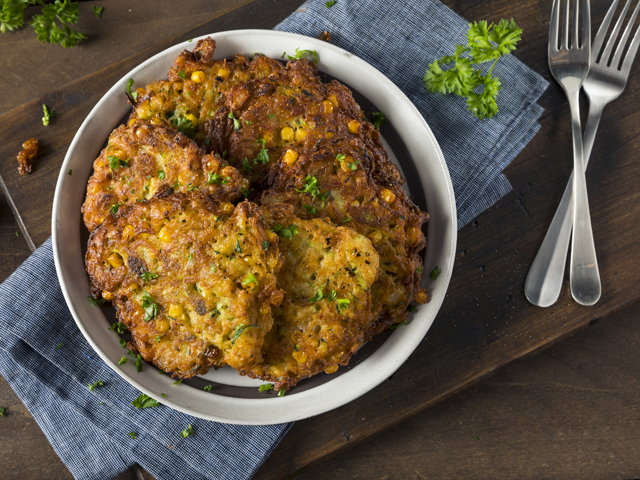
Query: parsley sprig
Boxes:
[
  {"xmin": 30, "ymin": 0, "xmax": 87, "ymax": 48},
  {"xmin": 423, "ymin": 19, "xmax": 522, "ymax": 120},
  {"xmin": 131, "ymin": 393, "xmax": 160, "ymax": 409},
  {"xmin": 282, "ymin": 47, "xmax": 318, "ymax": 64}
]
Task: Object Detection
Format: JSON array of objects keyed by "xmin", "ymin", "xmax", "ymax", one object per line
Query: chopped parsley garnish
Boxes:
[
  {"xmin": 336, "ymin": 153, "xmax": 346, "ymax": 162},
  {"xmin": 390, "ymin": 320, "xmax": 407, "ymax": 330},
  {"xmin": 278, "ymin": 388, "xmax": 286, "ymax": 397},
  {"xmin": 242, "ymin": 273, "xmax": 257, "ymax": 286},
  {"xmin": 335, "ymin": 298, "xmax": 350, "ymax": 311},
  {"xmin": 429, "ymin": 266, "xmax": 441, "ymax": 280},
  {"xmin": 180, "ymin": 424, "xmax": 193, "ymax": 438},
  {"xmin": 141, "ymin": 271, "xmax": 158, "ymax": 282},
  {"xmin": 0, "ymin": 407, "xmax": 5, "ymax": 416},
  {"xmin": 295, "ymin": 175, "xmax": 328, "ymax": 202},
  {"xmin": 254, "ymin": 139, "xmax": 269, "ymax": 165},
  {"xmin": 30, "ymin": 0, "xmax": 87, "ymax": 48},
  {"xmin": 308, "ymin": 289, "xmax": 324, "ymax": 302},
  {"xmin": 56, "ymin": 342, "xmax": 62, "ymax": 349},
  {"xmin": 156, "ymin": 335, "xmax": 161, "ymax": 343},
  {"xmin": 303, "ymin": 204, "xmax": 317, "ymax": 215},
  {"xmin": 172, "ymin": 379, "xmax": 183, "ymax": 385},
  {"xmin": 88, "ymin": 296, "xmax": 106, "ymax": 306},
  {"xmin": 408, "ymin": 305, "xmax": 417, "ymax": 313},
  {"xmin": 262, "ymin": 241, "xmax": 269, "ymax": 251},
  {"xmin": 128, "ymin": 432, "xmax": 137, "ymax": 439},
  {"xmin": 141, "ymin": 292, "xmax": 158, "ymax": 322},
  {"xmin": 92, "ymin": 5, "xmax": 103, "ymax": 18},
  {"xmin": 118, "ymin": 356, "xmax": 128, "ymax": 366},
  {"xmin": 161, "ymin": 393, "xmax": 166, "ymax": 398},
  {"xmin": 206, "ymin": 172, "xmax": 230, "ymax": 185},
  {"xmin": 326, "ymin": 0, "xmax": 336, "ymax": 6},
  {"xmin": 242, "ymin": 157, "xmax": 252, "ymax": 173},
  {"xmin": 231, "ymin": 323, "xmax": 260, "ymax": 344},
  {"xmin": 131, "ymin": 393, "xmax": 160, "ymax": 409},
  {"xmin": 109, "ymin": 322, "xmax": 127, "ymax": 334},
  {"xmin": 136, "ymin": 354, "xmax": 143, "ymax": 372},
  {"xmin": 347, "ymin": 160, "xmax": 359, "ymax": 170},
  {"xmin": 88, "ymin": 380, "xmax": 103, "ymax": 392},
  {"xmin": 158, "ymin": 170, "xmax": 166, "ymax": 180},
  {"xmin": 42, "ymin": 104, "xmax": 54, "ymax": 126},
  {"xmin": 127, "ymin": 78, "xmax": 138, "ymax": 101},
  {"xmin": 203, "ymin": 385, "xmax": 212, "ymax": 392},
  {"xmin": 241, "ymin": 186, "xmax": 255, "ymax": 198},
  {"xmin": 228, "ymin": 111, "xmax": 241, "ymax": 130},
  {"xmin": 268, "ymin": 114, "xmax": 275, "ymax": 119},
  {"xmin": 107, "ymin": 155, "xmax": 129, "ymax": 170},
  {"xmin": 368, "ymin": 112, "xmax": 386, "ymax": 129},
  {"xmin": 272, "ymin": 223, "xmax": 298, "ymax": 238},
  {"xmin": 170, "ymin": 113, "xmax": 195, "ymax": 138},
  {"xmin": 110, "ymin": 203, "xmax": 120, "ymax": 215},
  {"xmin": 178, "ymin": 70, "xmax": 186, "ymax": 79},
  {"xmin": 282, "ymin": 47, "xmax": 319, "ymax": 64},
  {"xmin": 244, "ymin": 119, "xmax": 252, "ymax": 125},
  {"xmin": 186, "ymin": 185, "xmax": 199, "ymax": 192},
  {"xmin": 235, "ymin": 239, "xmax": 242, "ymax": 253},
  {"xmin": 68, "ymin": 169, "xmax": 72, "ymax": 175},
  {"xmin": 120, "ymin": 339, "xmax": 127, "ymax": 348}
]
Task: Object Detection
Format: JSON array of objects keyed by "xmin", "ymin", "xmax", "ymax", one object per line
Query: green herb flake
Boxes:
[
  {"xmin": 278, "ymin": 388, "xmax": 286, "ymax": 397},
  {"xmin": 268, "ymin": 113, "xmax": 275, "ymax": 119},
  {"xmin": 128, "ymin": 432, "xmax": 136, "ymax": 439},
  {"xmin": 180, "ymin": 424, "xmax": 193, "ymax": 438},
  {"xmin": 254, "ymin": 138, "xmax": 269, "ymax": 165},
  {"xmin": 336, "ymin": 153, "xmax": 346, "ymax": 162},
  {"xmin": 326, "ymin": 0, "xmax": 336, "ymax": 7},
  {"xmin": 42, "ymin": 104, "xmax": 54, "ymax": 126},
  {"xmin": 88, "ymin": 296, "xmax": 107, "ymax": 306},
  {"xmin": 172, "ymin": 379, "xmax": 183, "ymax": 385},
  {"xmin": 203, "ymin": 385, "xmax": 212, "ymax": 392},
  {"xmin": 178, "ymin": 70, "xmax": 186, "ymax": 79},
  {"xmin": 303, "ymin": 204, "xmax": 317, "ymax": 215},
  {"xmin": 118, "ymin": 356, "xmax": 128, "ymax": 366},
  {"xmin": 136, "ymin": 354, "xmax": 143, "ymax": 372},
  {"xmin": 308, "ymin": 289, "xmax": 324, "ymax": 302},
  {"xmin": 0, "ymin": 407, "xmax": 5, "ymax": 416},
  {"xmin": 68, "ymin": 169, "xmax": 72, "ymax": 175},
  {"xmin": 108, "ymin": 322, "xmax": 127, "ymax": 334},
  {"xmin": 429, "ymin": 266, "xmax": 441, "ymax": 280},
  {"xmin": 242, "ymin": 157, "xmax": 252, "ymax": 173},
  {"xmin": 141, "ymin": 291, "xmax": 159, "ymax": 322},
  {"xmin": 88, "ymin": 380, "xmax": 104, "ymax": 392},
  {"xmin": 242, "ymin": 273, "xmax": 257, "ymax": 286},
  {"xmin": 262, "ymin": 240, "xmax": 269, "ymax": 251},
  {"xmin": 56, "ymin": 342, "xmax": 62, "ymax": 349},
  {"xmin": 92, "ymin": 5, "xmax": 103, "ymax": 18},
  {"xmin": 206, "ymin": 172, "xmax": 230, "ymax": 185},
  {"xmin": 126, "ymin": 78, "xmax": 138, "ymax": 101},
  {"xmin": 390, "ymin": 320, "xmax": 407, "ymax": 330},
  {"xmin": 131, "ymin": 393, "xmax": 160, "ymax": 409},
  {"xmin": 368, "ymin": 111, "xmax": 386, "ymax": 129},
  {"xmin": 161, "ymin": 393, "xmax": 167, "ymax": 398},
  {"xmin": 141, "ymin": 271, "xmax": 159, "ymax": 282},
  {"xmin": 158, "ymin": 170, "xmax": 166, "ymax": 180},
  {"xmin": 170, "ymin": 113, "xmax": 195, "ymax": 138},
  {"xmin": 120, "ymin": 338, "xmax": 127, "ymax": 348},
  {"xmin": 284, "ymin": 47, "xmax": 319, "ymax": 64},
  {"xmin": 259, "ymin": 384, "xmax": 274, "ymax": 392},
  {"xmin": 228, "ymin": 111, "xmax": 241, "ymax": 130}
]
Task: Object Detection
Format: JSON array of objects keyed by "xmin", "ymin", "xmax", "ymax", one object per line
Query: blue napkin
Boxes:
[{"xmin": 0, "ymin": 1, "xmax": 547, "ymax": 479}]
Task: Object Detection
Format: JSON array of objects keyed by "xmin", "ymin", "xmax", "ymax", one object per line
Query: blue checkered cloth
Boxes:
[{"xmin": 0, "ymin": 1, "xmax": 547, "ymax": 479}]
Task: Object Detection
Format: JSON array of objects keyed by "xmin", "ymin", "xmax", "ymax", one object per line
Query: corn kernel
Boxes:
[
  {"xmin": 220, "ymin": 202, "xmax": 234, "ymax": 215},
  {"xmin": 102, "ymin": 291, "xmax": 113, "ymax": 300},
  {"xmin": 124, "ymin": 282, "xmax": 139, "ymax": 294},
  {"xmin": 294, "ymin": 128, "xmax": 307, "ymax": 142},
  {"xmin": 367, "ymin": 231, "xmax": 384, "ymax": 243},
  {"xmin": 108, "ymin": 253, "xmax": 124, "ymax": 268},
  {"xmin": 265, "ymin": 230, "xmax": 277, "ymax": 242},
  {"xmin": 169, "ymin": 304, "xmax": 183, "ymax": 318},
  {"xmin": 174, "ymin": 82, "xmax": 183, "ymax": 91},
  {"xmin": 156, "ymin": 317, "xmax": 170, "ymax": 333},
  {"xmin": 141, "ymin": 221, "xmax": 151, "ymax": 230},
  {"xmin": 322, "ymin": 100, "xmax": 334, "ymax": 115},
  {"xmin": 259, "ymin": 305, "xmax": 270, "ymax": 317},
  {"xmin": 150, "ymin": 116, "xmax": 163, "ymax": 125},
  {"xmin": 326, "ymin": 132, "xmax": 334, "ymax": 139},
  {"xmin": 292, "ymin": 351, "xmax": 308, "ymax": 363},
  {"xmin": 158, "ymin": 226, "xmax": 171, "ymax": 243},
  {"xmin": 324, "ymin": 365, "xmax": 339, "ymax": 374},
  {"xmin": 347, "ymin": 120, "xmax": 361, "ymax": 134},
  {"xmin": 407, "ymin": 227, "xmax": 421, "ymax": 245},
  {"xmin": 415, "ymin": 290, "xmax": 429, "ymax": 304},
  {"xmin": 185, "ymin": 113, "xmax": 199, "ymax": 127},
  {"xmin": 135, "ymin": 87, "xmax": 146, "ymax": 96},
  {"xmin": 328, "ymin": 94, "xmax": 339, "ymax": 108},
  {"xmin": 122, "ymin": 225, "xmax": 135, "ymax": 242},
  {"xmin": 190, "ymin": 70, "xmax": 205, "ymax": 83},
  {"xmin": 380, "ymin": 188, "xmax": 396, "ymax": 204},
  {"xmin": 217, "ymin": 67, "xmax": 230, "ymax": 79},
  {"xmin": 110, "ymin": 148, "xmax": 124, "ymax": 159},
  {"xmin": 280, "ymin": 127, "xmax": 294, "ymax": 142},
  {"xmin": 282, "ymin": 149, "xmax": 299, "ymax": 165},
  {"xmin": 263, "ymin": 133, "xmax": 273, "ymax": 144}
]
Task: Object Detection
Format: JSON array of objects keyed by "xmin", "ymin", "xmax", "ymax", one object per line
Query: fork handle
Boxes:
[{"xmin": 524, "ymin": 100, "xmax": 603, "ymax": 307}]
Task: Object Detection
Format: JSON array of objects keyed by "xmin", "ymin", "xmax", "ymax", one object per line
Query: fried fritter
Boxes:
[
  {"xmin": 238, "ymin": 204, "xmax": 380, "ymax": 390},
  {"xmin": 85, "ymin": 193, "xmax": 284, "ymax": 377},
  {"xmin": 82, "ymin": 118, "xmax": 247, "ymax": 232}
]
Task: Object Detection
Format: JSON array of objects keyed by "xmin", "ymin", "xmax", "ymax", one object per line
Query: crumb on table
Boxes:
[{"xmin": 17, "ymin": 138, "xmax": 39, "ymax": 175}]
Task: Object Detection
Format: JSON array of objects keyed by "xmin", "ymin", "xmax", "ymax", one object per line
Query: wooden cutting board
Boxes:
[{"xmin": 1, "ymin": 1, "xmax": 639, "ymax": 479}]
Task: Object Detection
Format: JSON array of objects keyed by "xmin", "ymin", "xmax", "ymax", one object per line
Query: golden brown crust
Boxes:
[{"xmin": 85, "ymin": 194, "xmax": 283, "ymax": 377}]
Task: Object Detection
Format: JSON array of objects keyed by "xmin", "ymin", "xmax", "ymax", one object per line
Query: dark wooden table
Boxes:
[{"xmin": 2, "ymin": 1, "xmax": 640, "ymax": 479}]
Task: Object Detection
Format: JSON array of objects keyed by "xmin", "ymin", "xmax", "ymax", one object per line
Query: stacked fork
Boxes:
[{"xmin": 525, "ymin": 0, "xmax": 640, "ymax": 307}]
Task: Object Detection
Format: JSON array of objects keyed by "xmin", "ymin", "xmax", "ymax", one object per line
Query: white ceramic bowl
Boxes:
[{"xmin": 52, "ymin": 30, "xmax": 456, "ymax": 425}]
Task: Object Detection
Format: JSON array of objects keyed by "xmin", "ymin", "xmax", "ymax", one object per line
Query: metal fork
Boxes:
[{"xmin": 525, "ymin": 0, "xmax": 640, "ymax": 307}]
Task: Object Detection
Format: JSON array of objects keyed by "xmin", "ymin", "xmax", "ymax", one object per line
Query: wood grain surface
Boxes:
[{"xmin": 1, "ymin": 0, "xmax": 640, "ymax": 479}]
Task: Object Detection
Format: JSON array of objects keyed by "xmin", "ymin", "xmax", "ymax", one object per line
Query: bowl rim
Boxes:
[{"xmin": 52, "ymin": 29, "xmax": 457, "ymax": 425}]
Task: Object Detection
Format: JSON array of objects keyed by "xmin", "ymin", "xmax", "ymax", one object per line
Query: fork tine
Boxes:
[
  {"xmin": 581, "ymin": 0, "xmax": 591, "ymax": 50},
  {"xmin": 573, "ymin": 0, "xmax": 580, "ymax": 48},
  {"xmin": 612, "ymin": 0, "xmax": 640, "ymax": 68},
  {"xmin": 550, "ymin": 0, "xmax": 560, "ymax": 51},
  {"xmin": 620, "ymin": 22, "xmax": 640, "ymax": 74},
  {"xmin": 564, "ymin": 0, "xmax": 571, "ymax": 49},
  {"xmin": 601, "ymin": 0, "xmax": 632, "ymax": 65},
  {"xmin": 593, "ymin": 0, "xmax": 620, "ymax": 58}
]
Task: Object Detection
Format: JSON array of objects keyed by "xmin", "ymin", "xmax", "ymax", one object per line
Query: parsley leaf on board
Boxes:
[
  {"xmin": 423, "ymin": 19, "xmax": 521, "ymax": 120},
  {"xmin": 92, "ymin": 5, "xmax": 103, "ymax": 18},
  {"xmin": 131, "ymin": 393, "xmax": 160, "ymax": 409},
  {"xmin": 30, "ymin": 0, "xmax": 87, "ymax": 48},
  {"xmin": 42, "ymin": 104, "xmax": 54, "ymax": 126},
  {"xmin": 0, "ymin": 407, "xmax": 5, "ymax": 416}
]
